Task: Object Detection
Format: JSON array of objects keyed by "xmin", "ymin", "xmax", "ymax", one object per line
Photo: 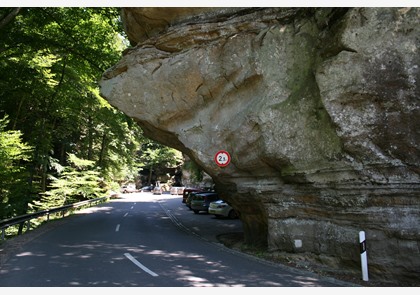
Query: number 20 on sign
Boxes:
[{"xmin": 214, "ymin": 150, "xmax": 231, "ymax": 167}]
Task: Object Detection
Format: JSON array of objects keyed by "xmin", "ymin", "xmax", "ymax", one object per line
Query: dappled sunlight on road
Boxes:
[
  {"xmin": 74, "ymin": 206, "xmax": 114, "ymax": 214},
  {"xmin": 0, "ymin": 189, "xmax": 346, "ymax": 287},
  {"xmin": 3, "ymin": 237, "xmax": 289, "ymax": 286},
  {"xmin": 122, "ymin": 243, "xmax": 313, "ymax": 287},
  {"xmin": 112, "ymin": 192, "xmax": 182, "ymax": 202},
  {"xmin": 72, "ymin": 192, "xmax": 176, "ymax": 215}
]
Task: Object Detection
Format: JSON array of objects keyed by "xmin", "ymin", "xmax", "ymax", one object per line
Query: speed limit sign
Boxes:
[{"xmin": 214, "ymin": 150, "xmax": 231, "ymax": 167}]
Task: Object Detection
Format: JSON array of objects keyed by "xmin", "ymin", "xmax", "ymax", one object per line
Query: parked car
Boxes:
[
  {"xmin": 170, "ymin": 186, "xmax": 185, "ymax": 195},
  {"xmin": 109, "ymin": 191, "xmax": 120, "ymax": 199},
  {"xmin": 182, "ymin": 188, "xmax": 204, "ymax": 203},
  {"xmin": 120, "ymin": 184, "xmax": 137, "ymax": 193},
  {"xmin": 208, "ymin": 200, "xmax": 239, "ymax": 219},
  {"xmin": 141, "ymin": 186, "xmax": 154, "ymax": 192},
  {"xmin": 190, "ymin": 192, "xmax": 220, "ymax": 214},
  {"xmin": 185, "ymin": 191, "xmax": 197, "ymax": 210},
  {"xmin": 185, "ymin": 189, "xmax": 214, "ymax": 210},
  {"xmin": 152, "ymin": 186, "xmax": 162, "ymax": 195}
]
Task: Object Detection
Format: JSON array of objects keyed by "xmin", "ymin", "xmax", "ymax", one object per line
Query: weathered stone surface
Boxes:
[{"xmin": 100, "ymin": 7, "xmax": 420, "ymax": 285}]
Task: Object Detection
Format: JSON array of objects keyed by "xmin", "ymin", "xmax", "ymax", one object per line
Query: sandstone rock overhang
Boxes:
[{"xmin": 100, "ymin": 7, "xmax": 420, "ymax": 285}]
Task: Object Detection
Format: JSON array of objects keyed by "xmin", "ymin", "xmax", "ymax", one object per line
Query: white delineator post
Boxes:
[{"xmin": 359, "ymin": 231, "xmax": 369, "ymax": 281}]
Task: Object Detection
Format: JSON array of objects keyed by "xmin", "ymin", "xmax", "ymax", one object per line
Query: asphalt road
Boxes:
[{"xmin": 0, "ymin": 192, "xmax": 356, "ymax": 287}]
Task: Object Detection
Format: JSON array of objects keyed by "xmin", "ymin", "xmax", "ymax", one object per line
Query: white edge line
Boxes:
[
  {"xmin": 124, "ymin": 253, "xmax": 159, "ymax": 277},
  {"xmin": 115, "ymin": 224, "xmax": 120, "ymax": 232}
]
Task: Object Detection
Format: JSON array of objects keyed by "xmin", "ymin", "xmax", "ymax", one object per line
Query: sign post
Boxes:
[
  {"xmin": 359, "ymin": 231, "xmax": 369, "ymax": 281},
  {"xmin": 214, "ymin": 150, "xmax": 231, "ymax": 167}
]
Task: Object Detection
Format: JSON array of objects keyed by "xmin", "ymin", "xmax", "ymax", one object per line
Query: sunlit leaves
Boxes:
[
  {"xmin": 0, "ymin": 7, "xmax": 133, "ymax": 215},
  {"xmin": 28, "ymin": 50, "xmax": 61, "ymax": 88},
  {"xmin": 138, "ymin": 140, "xmax": 184, "ymax": 170},
  {"xmin": 0, "ymin": 115, "xmax": 32, "ymax": 171},
  {"xmin": 0, "ymin": 115, "xmax": 33, "ymax": 218},
  {"xmin": 0, "ymin": 7, "xmax": 184, "ymax": 218},
  {"xmin": 39, "ymin": 153, "xmax": 105, "ymax": 208}
]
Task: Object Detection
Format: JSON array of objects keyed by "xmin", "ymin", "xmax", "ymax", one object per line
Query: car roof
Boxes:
[
  {"xmin": 184, "ymin": 188, "xmax": 202, "ymax": 191},
  {"xmin": 191, "ymin": 192, "xmax": 216, "ymax": 197}
]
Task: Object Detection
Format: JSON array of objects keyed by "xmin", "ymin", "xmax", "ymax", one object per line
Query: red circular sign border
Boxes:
[{"xmin": 214, "ymin": 150, "xmax": 231, "ymax": 167}]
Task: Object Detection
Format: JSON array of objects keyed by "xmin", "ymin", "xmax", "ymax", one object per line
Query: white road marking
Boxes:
[
  {"xmin": 115, "ymin": 224, "xmax": 120, "ymax": 232},
  {"xmin": 124, "ymin": 253, "xmax": 159, "ymax": 277},
  {"xmin": 123, "ymin": 212, "xmax": 128, "ymax": 217}
]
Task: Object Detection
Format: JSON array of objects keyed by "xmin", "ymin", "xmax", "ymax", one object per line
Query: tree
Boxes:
[
  {"xmin": 0, "ymin": 7, "xmax": 144, "ymax": 215},
  {"xmin": 36, "ymin": 153, "xmax": 105, "ymax": 209},
  {"xmin": 0, "ymin": 115, "xmax": 33, "ymax": 219},
  {"xmin": 0, "ymin": 7, "xmax": 185, "ymax": 219},
  {"xmin": 0, "ymin": 8, "xmax": 21, "ymax": 30},
  {"xmin": 138, "ymin": 140, "xmax": 184, "ymax": 186}
]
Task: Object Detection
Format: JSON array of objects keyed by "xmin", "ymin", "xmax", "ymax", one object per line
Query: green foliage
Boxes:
[
  {"xmin": 0, "ymin": 7, "xmax": 140, "ymax": 215},
  {"xmin": 0, "ymin": 115, "xmax": 33, "ymax": 219},
  {"xmin": 138, "ymin": 139, "xmax": 184, "ymax": 184},
  {"xmin": 139, "ymin": 140, "xmax": 183, "ymax": 169},
  {"xmin": 183, "ymin": 159, "xmax": 204, "ymax": 182},
  {"xmin": 0, "ymin": 8, "xmax": 184, "ymax": 219},
  {"xmin": 36, "ymin": 153, "xmax": 105, "ymax": 209}
]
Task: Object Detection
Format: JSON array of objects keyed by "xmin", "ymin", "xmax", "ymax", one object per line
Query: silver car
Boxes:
[
  {"xmin": 120, "ymin": 184, "xmax": 137, "ymax": 193},
  {"xmin": 152, "ymin": 186, "xmax": 162, "ymax": 195},
  {"xmin": 208, "ymin": 200, "xmax": 238, "ymax": 219}
]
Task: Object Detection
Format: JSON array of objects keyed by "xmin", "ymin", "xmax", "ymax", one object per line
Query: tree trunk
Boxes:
[
  {"xmin": 98, "ymin": 133, "xmax": 107, "ymax": 167},
  {"xmin": 0, "ymin": 7, "xmax": 22, "ymax": 30},
  {"xmin": 87, "ymin": 115, "xmax": 93, "ymax": 160},
  {"xmin": 148, "ymin": 165, "xmax": 153, "ymax": 185}
]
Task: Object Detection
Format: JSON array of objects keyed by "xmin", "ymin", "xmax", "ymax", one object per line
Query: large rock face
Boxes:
[{"xmin": 100, "ymin": 7, "xmax": 420, "ymax": 284}]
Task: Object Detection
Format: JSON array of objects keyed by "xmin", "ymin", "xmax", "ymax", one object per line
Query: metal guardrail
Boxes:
[{"xmin": 0, "ymin": 196, "xmax": 108, "ymax": 241}]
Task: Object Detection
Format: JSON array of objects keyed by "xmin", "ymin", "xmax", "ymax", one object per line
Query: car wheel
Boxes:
[
  {"xmin": 193, "ymin": 210, "xmax": 199, "ymax": 214},
  {"xmin": 228, "ymin": 210, "xmax": 238, "ymax": 219}
]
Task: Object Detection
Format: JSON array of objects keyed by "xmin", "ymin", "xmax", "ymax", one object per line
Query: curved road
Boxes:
[{"xmin": 0, "ymin": 192, "xmax": 356, "ymax": 287}]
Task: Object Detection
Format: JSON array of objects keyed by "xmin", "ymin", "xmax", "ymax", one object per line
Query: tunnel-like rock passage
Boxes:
[{"xmin": 100, "ymin": 7, "xmax": 420, "ymax": 284}]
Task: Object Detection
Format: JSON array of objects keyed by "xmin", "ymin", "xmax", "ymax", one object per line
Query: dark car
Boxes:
[
  {"xmin": 141, "ymin": 186, "xmax": 154, "ymax": 192},
  {"xmin": 185, "ymin": 191, "xmax": 198, "ymax": 210},
  {"xmin": 185, "ymin": 189, "xmax": 214, "ymax": 209},
  {"xmin": 182, "ymin": 188, "xmax": 204, "ymax": 203},
  {"xmin": 190, "ymin": 192, "xmax": 220, "ymax": 214}
]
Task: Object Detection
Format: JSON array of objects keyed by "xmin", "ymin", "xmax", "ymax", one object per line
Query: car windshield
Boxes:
[
  {"xmin": 192, "ymin": 194, "xmax": 204, "ymax": 200},
  {"xmin": 208, "ymin": 195, "xmax": 219, "ymax": 201}
]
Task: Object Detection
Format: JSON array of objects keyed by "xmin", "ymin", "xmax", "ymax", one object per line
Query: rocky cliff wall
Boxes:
[{"xmin": 100, "ymin": 7, "xmax": 420, "ymax": 285}]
